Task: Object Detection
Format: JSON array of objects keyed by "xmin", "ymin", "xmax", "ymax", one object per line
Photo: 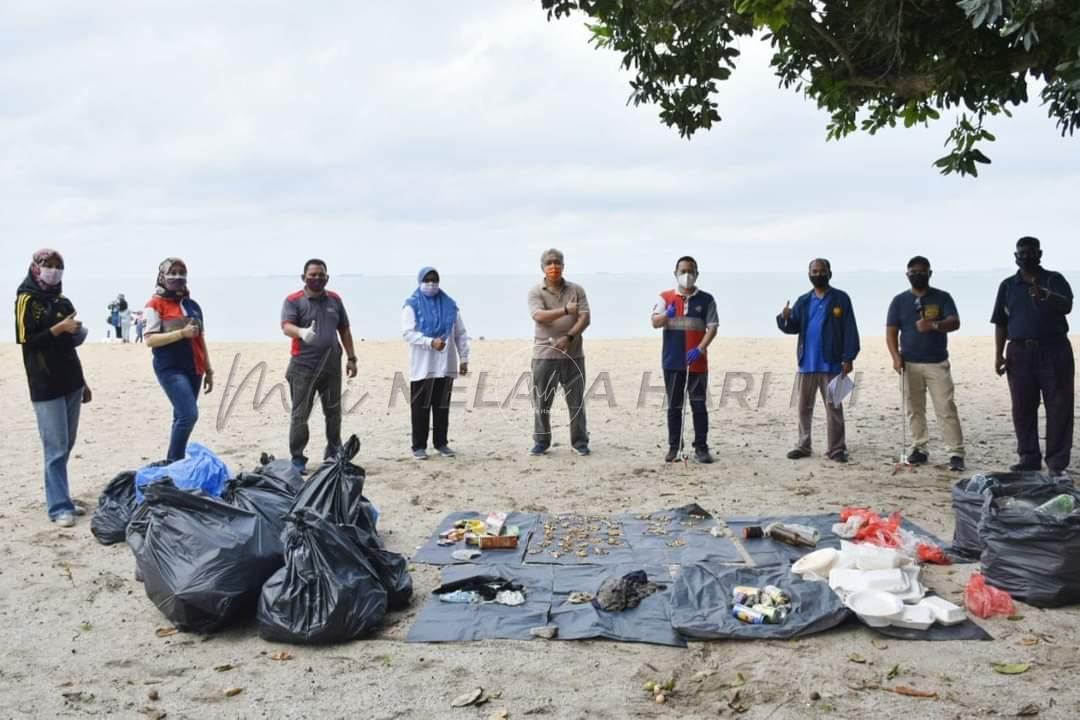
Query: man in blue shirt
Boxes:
[
  {"xmin": 991, "ymin": 237, "xmax": 1074, "ymax": 476},
  {"xmin": 886, "ymin": 256, "xmax": 965, "ymax": 471},
  {"xmin": 777, "ymin": 259, "xmax": 860, "ymax": 462}
]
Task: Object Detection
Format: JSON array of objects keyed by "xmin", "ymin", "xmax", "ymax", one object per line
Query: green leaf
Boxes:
[{"xmin": 992, "ymin": 662, "xmax": 1031, "ymax": 675}]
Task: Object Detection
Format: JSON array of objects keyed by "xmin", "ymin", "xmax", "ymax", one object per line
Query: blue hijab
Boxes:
[{"xmin": 405, "ymin": 266, "xmax": 459, "ymax": 338}]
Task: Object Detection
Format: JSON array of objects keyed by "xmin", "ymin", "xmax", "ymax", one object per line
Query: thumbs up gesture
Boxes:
[
  {"xmin": 781, "ymin": 301, "xmax": 792, "ymax": 320},
  {"xmin": 300, "ymin": 320, "xmax": 318, "ymax": 344}
]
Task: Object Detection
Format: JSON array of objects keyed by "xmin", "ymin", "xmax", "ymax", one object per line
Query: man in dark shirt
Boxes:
[
  {"xmin": 991, "ymin": 237, "xmax": 1074, "ymax": 476},
  {"xmin": 281, "ymin": 259, "xmax": 358, "ymax": 474},
  {"xmin": 886, "ymin": 256, "xmax": 965, "ymax": 471}
]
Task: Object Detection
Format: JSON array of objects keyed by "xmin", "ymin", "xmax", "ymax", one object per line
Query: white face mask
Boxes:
[
  {"xmin": 677, "ymin": 272, "xmax": 696, "ymax": 290},
  {"xmin": 420, "ymin": 282, "xmax": 439, "ymax": 297},
  {"xmin": 38, "ymin": 267, "xmax": 64, "ymax": 286}
]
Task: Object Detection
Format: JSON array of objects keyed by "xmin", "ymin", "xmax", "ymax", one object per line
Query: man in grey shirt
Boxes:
[
  {"xmin": 527, "ymin": 248, "xmax": 591, "ymax": 456},
  {"xmin": 280, "ymin": 258, "xmax": 358, "ymax": 474}
]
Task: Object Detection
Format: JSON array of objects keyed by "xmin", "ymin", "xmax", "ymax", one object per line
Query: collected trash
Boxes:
[
  {"xmin": 834, "ymin": 507, "xmax": 949, "ymax": 565},
  {"xmin": 127, "ymin": 480, "xmax": 283, "ymax": 633},
  {"xmin": 90, "ymin": 471, "xmax": 137, "ymax": 545},
  {"xmin": 592, "ymin": 570, "xmax": 659, "ymax": 612},
  {"xmin": 979, "ymin": 484, "xmax": 1080, "ymax": 607},
  {"xmin": 951, "ymin": 472, "xmax": 1072, "ymax": 561},
  {"xmin": 965, "ymin": 572, "xmax": 1016, "ymax": 619},
  {"xmin": 763, "ymin": 522, "xmax": 819, "ymax": 548},
  {"xmin": 289, "ymin": 435, "xmax": 375, "ymax": 528},
  {"xmin": 134, "ymin": 444, "xmax": 230, "ymax": 503},
  {"xmin": 221, "ymin": 467, "xmax": 299, "ymax": 560},
  {"xmin": 433, "ymin": 575, "xmax": 526, "ymax": 607},
  {"xmin": 338, "ymin": 523, "xmax": 414, "ymax": 611},
  {"xmin": 257, "ymin": 510, "xmax": 389, "ymax": 644},
  {"xmin": 731, "ymin": 584, "xmax": 792, "ymax": 625}
]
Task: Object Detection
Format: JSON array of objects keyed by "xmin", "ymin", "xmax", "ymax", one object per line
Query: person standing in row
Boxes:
[
  {"xmin": 528, "ymin": 248, "xmax": 591, "ymax": 456},
  {"xmin": 281, "ymin": 259, "xmax": 357, "ymax": 474},
  {"xmin": 402, "ymin": 267, "xmax": 470, "ymax": 459},
  {"xmin": 778, "ymin": 258, "xmax": 860, "ymax": 463},
  {"xmin": 992, "ymin": 237, "xmax": 1074, "ymax": 477},
  {"xmin": 144, "ymin": 258, "xmax": 213, "ymax": 462},
  {"xmin": 16, "ymin": 249, "xmax": 92, "ymax": 528},
  {"xmin": 887, "ymin": 256, "xmax": 966, "ymax": 471},
  {"xmin": 651, "ymin": 256, "xmax": 718, "ymax": 464}
]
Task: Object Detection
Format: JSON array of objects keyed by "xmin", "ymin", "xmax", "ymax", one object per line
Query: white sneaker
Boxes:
[
  {"xmin": 73, "ymin": 502, "xmax": 87, "ymax": 516},
  {"xmin": 55, "ymin": 513, "xmax": 76, "ymax": 528}
]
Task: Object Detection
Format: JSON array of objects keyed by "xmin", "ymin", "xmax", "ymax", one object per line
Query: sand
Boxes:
[{"xmin": 2, "ymin": 335, "xmax": 1078, "ymax": 719}]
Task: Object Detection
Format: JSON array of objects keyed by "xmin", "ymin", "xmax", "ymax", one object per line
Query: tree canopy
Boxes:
[{"xmin": 543, "ymin": 0, "xmax": 1080, "ymax": 176}]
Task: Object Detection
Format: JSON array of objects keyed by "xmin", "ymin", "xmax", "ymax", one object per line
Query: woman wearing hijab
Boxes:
[
  {"xmin": 402, "ymin": 267, "xmax": 469, "ymax": 459},
  {"xmin": 143, "ymin": 258, "xmax": 213, "ymax": 461},
  {"xmin": 15, "ymin": 249, "xmax": 91, "ymax": 528}
]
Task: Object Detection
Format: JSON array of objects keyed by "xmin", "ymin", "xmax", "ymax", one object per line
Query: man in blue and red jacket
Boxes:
[
  {"xmin": 652, "ymin": 256, "xmax": 719, "ymax": 464},
  {"xmin": 777, "ymin": 258, "xmax": 860, "ymax": 462}
]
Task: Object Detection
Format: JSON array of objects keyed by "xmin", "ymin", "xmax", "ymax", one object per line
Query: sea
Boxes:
[{"xmin": 5, "ymin": 270, "xmax": 1063, "ymax": 342}]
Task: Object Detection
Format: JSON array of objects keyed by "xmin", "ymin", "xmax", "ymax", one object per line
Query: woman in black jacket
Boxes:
[{"xmin": 15, "ymin": 249, "xmax": 92, "ymax": 527}]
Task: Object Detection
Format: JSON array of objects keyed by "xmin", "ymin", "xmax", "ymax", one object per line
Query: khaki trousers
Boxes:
[{"xmin": 904, "ymin": 360, "xmax": 965, "ymax": 458}]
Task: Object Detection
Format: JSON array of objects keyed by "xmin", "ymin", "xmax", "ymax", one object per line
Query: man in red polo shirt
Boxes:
[{"xmin": 280, "ymin": 259, "xmax": 358, "ymax": 474}]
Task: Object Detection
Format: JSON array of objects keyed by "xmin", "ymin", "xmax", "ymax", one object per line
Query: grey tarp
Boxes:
[
  {"xmin": 951, "ymin": 472, "xmax": 1072, "ymax": 561},
  {"xmin": 725, "ymin": 513, "xmax": 946, "ymax": 567},
  {"xmin": 670, "ymin": 565, "xmax": 850, "ymax": 640},
  {"xmin": 412, "ymin": 512, "xmax": 542, "ymax": 566},
  {"xmin": 406, "ymin": 564, "xmax": 553, "ymax": 643},
  {"xmin": 549, "ymin": 564, "xmax": 685, "ymax": 647},
  {"xmin": 980, "ymin": 485, "xmax": 1080, "ymax": 608}
]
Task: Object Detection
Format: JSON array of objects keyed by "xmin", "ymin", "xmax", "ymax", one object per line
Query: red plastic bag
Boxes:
[
  {"xmin": 916, "ymin": 543, "xmax": 951, "ymax": 565},
  {"xmin": 965, "ymin": 572, "xmax": 1016, "ymax": 619},
  {"xmin": 840, "ymin": 507, "xmax": 903, "ymax": 548}
]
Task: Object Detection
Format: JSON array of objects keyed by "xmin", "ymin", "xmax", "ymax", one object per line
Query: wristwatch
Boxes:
[
  {"xmin": 566, "ymin": 333, "xmax": 576, "ymax": 342},
  {"xmin": 347, "ymin": 356, "xmax": 357, "ymax": 363}
]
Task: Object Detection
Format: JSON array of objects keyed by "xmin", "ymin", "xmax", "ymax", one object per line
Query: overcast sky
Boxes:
[{"xmin": 2, "ymin": 1, "xmax": 1077, "ymax": 281}]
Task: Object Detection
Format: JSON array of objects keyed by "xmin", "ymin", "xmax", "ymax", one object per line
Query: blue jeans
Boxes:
[
  {"xmin": 32, "ymin": 388, "xmax": 83, "ymax": 519},
  {"xmin": 156, "ymin": 369, "xmax": 202, "ymax": 461}
]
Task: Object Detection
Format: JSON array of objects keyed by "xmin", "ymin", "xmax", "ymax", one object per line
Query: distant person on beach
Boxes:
[
  {"xmin": 118, "ymin": 294, "xmax": 131, "ymax": 343},
  {"xmin": 651, "ymin": 256, "xmax": 718, "ymax": 464},
  {"xmin": 133, "ymin": 310, "xmax": 145, "ymax": 343},
  {"xmin": 281, "ymin": 259, "xmax": 357, "ymax": 475},
  {"xmin": 777, "ymin": 258, "xmax": 860, "ymax": 463},
  {"xmin": 528, "ymin": 248, "xmax": 591, "ymax": 456},
  {"xmin": 143, "ymin": 258, "xmax": 214, "ymax": 462},
  {"xmin": 107, "ymin": 299, "xmax": 121, "ymax": 341},
  {"xmin": 15, "ymin": 249, "xmax": 92, "ymax": 528},
  {"xmin": 402, "ymin": 266, "xmax": 470, "ymax": 460},
  {"xmin": 992, "ymin": 236, "xmax": 1074, "ymax": 477},
  {"xmin": 886, "ymin": 256, "xmax": 965, "ymax": 472}
]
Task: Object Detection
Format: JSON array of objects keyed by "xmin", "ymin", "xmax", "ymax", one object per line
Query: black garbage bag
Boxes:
[
  {"xmin": 222, "ymin": 469, "xmax": 298, "ymax": 560},
  {"xmin": 340, "ymin": 524, "xmax": 413, "ymax": 610},
  {"xmin": 670, "ymin": 565, "xmax": 849, "ymax": 640},
  {"xmin": 126, "ymin": 481, "xmax": 284, "ymax": 633},
  {"xmin": 255, "ymin": 452, "xmax": 305, "ymax": 494},
  {"xmin": 290, "ymin": 435, "xmax": 373, "ymax": 527},
  {"xmin": 91, "ymin": 471, "xmax": 137, "ymax": 545},
  {"xmin": 257, "ymin": 510, "xmax": 388, "ymax": 644},
  {"xmin": 979, "ymin": 484, "xmax": 1080, "ymax": 608},
  {"xmin": 952, "ymin": 471, "xmax": 1072, "ymax": 561}
]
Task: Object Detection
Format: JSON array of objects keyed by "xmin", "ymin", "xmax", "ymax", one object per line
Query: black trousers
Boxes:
[
  {"xmin": 664, "ymin": 370, "xmax": 709, "ymax": 450},
  {"xmin": 1006, "ymin": 338, "xmax": 1075, "ymax": 473},
  {"xmin": 411, "ymin": 377, "xmax": 454, "ymax": 451}
]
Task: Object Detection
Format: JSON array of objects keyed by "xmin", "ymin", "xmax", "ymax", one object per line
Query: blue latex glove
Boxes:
[
  {"xmin": 665, "ymin": 304, "xmax": 677, "ymax": 318},
  {"xmin": 686, "ymin": 348, "xmax": 702, "ymax": 365}
]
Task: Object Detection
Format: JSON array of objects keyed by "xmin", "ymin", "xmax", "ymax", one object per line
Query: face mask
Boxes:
[
  {"xmin": 544, "ymin": 265, "xmax": 563, "ymax": 283},
  {"xmin": 908, "ymin": 273, "xmax": 929, "ymax": 290},
  {"xmin": 1015, "ymin": 253, "xmax": 1040, "ymax": 272},
  {"xmin": 421, "ymin": 282, "xmax": 439, "ymax": 297},
  {"xmin": 677, "ymin": 272, "xmax": 696, "ymax": 290},
  {"xmin": 809, "ymin": 274, "xmax": 829, "ymax": 289},
  {"xmin": 38, "ymin": 267, "xmax": 63, "ymax": 286},
  {"xmin": 305, "ymin": 277, "xmax": 327, "ymax": 292},
  {"xmin": 165, "ymin": 274, "xmax": 187, "ymax": 291}
]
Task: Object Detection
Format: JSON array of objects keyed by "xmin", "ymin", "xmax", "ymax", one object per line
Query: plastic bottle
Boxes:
[{"xmin": 1035, "ymin": 493, "xmax": 1075, "ymax": 518}]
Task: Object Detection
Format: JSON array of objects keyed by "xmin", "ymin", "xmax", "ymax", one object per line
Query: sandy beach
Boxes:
[{"xmin": 2, "ymin": 335, "xmax": 1078, "ymax": 719}]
